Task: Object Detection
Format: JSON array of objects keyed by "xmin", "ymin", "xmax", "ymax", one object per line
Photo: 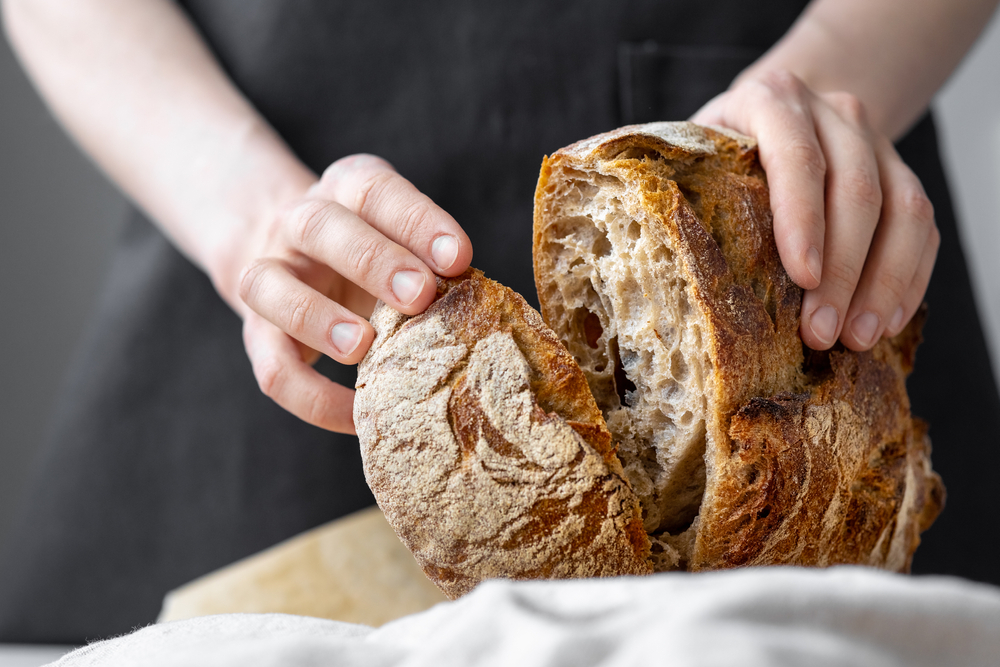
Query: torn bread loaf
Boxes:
[
  {"xmin": 355, "ymin": 122, "xmax": 943, "ymax": 598},
  {"xmin": 533, "ymin": 121, "xmax": 943, "ymax": 572},
  {"xmin": 354, "ymin": 269, "xmax": 651, "ymax": 599}
]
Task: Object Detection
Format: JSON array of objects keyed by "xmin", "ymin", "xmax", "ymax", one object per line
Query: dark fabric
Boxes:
[
  {"xmin": 175, "ymin": 0, "xmax": 809, "ymax": 303},
  {"xmin": 0, "ymin": 211, "xmax": 374, "ymax": 643},
  {"xmin": 2, "ymin": 0, "xmax": 997, "ymax": 645}
]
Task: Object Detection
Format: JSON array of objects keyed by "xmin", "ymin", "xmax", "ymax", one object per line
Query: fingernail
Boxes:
[
  {"xmin": 805, "ymin": 246, "xmax": 822, "ymax": 285},
  {"xmin": 431, "ymin": 235, "xmax": 459, "ymax": 271},
  {"xmin": 889, "ymin": 306, "xmax": 905, "ymax": 333},
  {"xmin": 331, "ymin": 322, "xmax": 363, "ymax": 355},
  {"xmin": 850, "ymin": 311, "xmax": 880, "ymax": 348},
  {"xmin": 392, "ymin": 270, "xmax": 426, "ymax": 306},
  {"xmin": 810, "ymin": 305, "xmax": 839, "ymax": 346}
]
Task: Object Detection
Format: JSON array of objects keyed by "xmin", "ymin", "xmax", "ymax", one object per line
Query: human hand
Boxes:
[
  {"xmin": 691, "ymin": 71, "xmax": 939, "ymax": 351},
  {"xmin": 231, "ymin": 154, "xmax": 472, "ymax": 434}
]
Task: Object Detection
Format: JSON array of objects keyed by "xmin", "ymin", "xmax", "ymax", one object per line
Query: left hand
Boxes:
[{"xmin": 691, "ymin": 70, "xmax": 940, "ymax": 351}]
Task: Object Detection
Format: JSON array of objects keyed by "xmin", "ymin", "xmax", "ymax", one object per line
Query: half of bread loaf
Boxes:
[
  {"xmin": 533, "ymin": 122, "xmax": 943, "ymax": 572},
  {"xmin": 354, "ymin": 269, "xmax": 651, "ymax": 599}
]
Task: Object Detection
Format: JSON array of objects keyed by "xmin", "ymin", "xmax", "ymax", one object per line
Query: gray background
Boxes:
[{"xmin": 2, "ymin": 14, "xmax": 999, "ymax": 557}]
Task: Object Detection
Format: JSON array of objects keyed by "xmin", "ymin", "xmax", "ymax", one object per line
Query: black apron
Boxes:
[{"xmin": 2, "ymin": 0, "xmax": 997, "ymax": 644}]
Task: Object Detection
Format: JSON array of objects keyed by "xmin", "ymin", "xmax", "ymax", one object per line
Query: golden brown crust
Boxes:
[
  {"xmin": 699, "ymin": 317, "xmax": 944, "ymax": 571},
  {"xmin": 355, "ymin": 122, "xmax": 942, "ymax": 591},
  {"xmin": 532, "ymin": 121, "xmax": 942, "ymax": 573},
  {"xmin": 354, "ymin": 269, "xmax": 651, "ymax": 599}
]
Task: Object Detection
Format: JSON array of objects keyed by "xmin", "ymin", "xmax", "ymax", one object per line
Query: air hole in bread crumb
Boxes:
[
  {"xmin": 592, "ymin": 234, "xmax": 612, "ymax": 257},
  {"xmin": 680, "ymin": 411, "xmax": 694, "ymax": 427},
  {"xmin": 627, "ymin": 221, "xmax": 641, "ymax": 241},
  {"xmin": 651, "ymin": 245, "xmax": 674, "ymax": 263},
  {"xmin": 757, "ymin": 505, "xmax": 771, "ymax": 519},
  {"xmin": 613, "ymin": 147, "xmax": 662, "ymax": 161},
  {"xmin": 670, "ymin": 349, "xmax": 689, "ymax": 381},
  {"xmin": 584, "ymin": 311, "xmax": 603, "ymax": 349},
  {"xmin": 677, "ymin": 182, "xmax": 702, "ymax": 208},
  {"xmin": 612, "ymin": 341, "xmax": 637, "ymax": 407}
]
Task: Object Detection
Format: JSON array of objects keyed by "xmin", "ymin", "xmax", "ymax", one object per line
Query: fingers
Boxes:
[
  {"xmin": 695, "ymin": 72, "xmax": 827, "ymax": 291},
  {"xmin": 282, "ymin": 155, "xmax": 473, "ymax": 316},
  {"xmin": 840, "ymin": 140, "xmax": 938, "ymax": 347},
  {"xmin": 239, "ymin": 257, "xmax": 374, "ymax": 363},
  {"xmin": 282, "ymin": 197, "xmax": 440, "ymax": 314},
  {"xmin": 234, "ymin": 153, "xmax": 472, "ymax": 431},
  {"xmin": 695, "ymin": 73, "xmax": 937, "ymax": 351},
  {"xmin": 243, "ymin": 313, "xmax": 357, "ymax": 434},
  {"xmin": 890, "ymin": 224, "xmax": 939, "ymax": 337},
  {"xmin": 315, "ymin": 154, "xmax": 473, "ymax": 277},
  {"xmin": 798, "ymin": 94, "xmax": 882, "ymax": 350}
]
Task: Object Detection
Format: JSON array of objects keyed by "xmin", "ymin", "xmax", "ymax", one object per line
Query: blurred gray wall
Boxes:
[
  {"xmin": 1, "ymin": 13, "xmax": 999, "ymax": 556},
  {"xmin": 936, "ymin": 9, "xmax": 1000, "ymax": 384}
]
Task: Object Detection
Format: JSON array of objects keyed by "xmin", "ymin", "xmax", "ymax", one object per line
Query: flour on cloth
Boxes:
[{"xmin": 48, "ymin": 567, "xmax": 1000, "ymax": 667}]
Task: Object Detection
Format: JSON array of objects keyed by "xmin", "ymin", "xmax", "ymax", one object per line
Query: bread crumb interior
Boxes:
[{"xmin": 538, "ymin": 159, "xmax": 717, "ymax": 571}]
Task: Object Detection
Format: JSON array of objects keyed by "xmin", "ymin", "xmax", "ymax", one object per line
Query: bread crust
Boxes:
[
  {"xmin": 533, "ymin": 121, "xmax": 943, "ymax": 573},
  {"xmin": 705, "ymin": 308, "xmax": 944, "ymax": 572},
  {"xmin": 354, "ymin": 269, "xmax": 651, "ymax": 599},
  {"xmin": 355, "ymin": 122, "xmax": 943, "ymax": 593}
]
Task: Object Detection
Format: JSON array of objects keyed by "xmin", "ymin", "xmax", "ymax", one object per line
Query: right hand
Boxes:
[
  {"xmin": 692, "ymin": 71, "xmax": 939, "ymax": 352},
  {"xmin": 232, "ymin": 154, "xmax": 473, "ymax": 434}
]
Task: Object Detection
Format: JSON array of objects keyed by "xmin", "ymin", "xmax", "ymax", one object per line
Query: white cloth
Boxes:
[{"xmin": 48, "ymin": 567, "xmax": 1000, "ymax": 667}]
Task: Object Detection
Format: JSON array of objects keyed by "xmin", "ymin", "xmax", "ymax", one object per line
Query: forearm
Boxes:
[
  {"xmin": 741, "ymin": 0, "xmax": 999, "ymax": 139},
  {"xmin": 1, "ymin": 0, "xmax": 313, "ymax": 311}
]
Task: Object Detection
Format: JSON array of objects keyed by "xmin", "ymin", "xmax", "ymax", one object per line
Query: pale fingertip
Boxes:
[
  {"xmin": 331, "ymin": 322, "xmax": 364, "ymax": 356},
  {"xmin": 391, "ymin": 270, "xmax": 426, "ymax": 307},
  {"xmin": 805, "ymin": 246, "xmax": 822, "ymax": 286},
  {"xmin": 431, "ymin": 234, "xmax": 459, "ymax": 272},
  {"xmin": 809, "ymin": 305, "xmax": 839, "ymax": 347},
  {"xmin": 850, "ymin": 311, "xmax": 880, "ymax": 349},
  {"xmin": 888, "ymin": 306, "xmax": 905, "ymax": 334}
]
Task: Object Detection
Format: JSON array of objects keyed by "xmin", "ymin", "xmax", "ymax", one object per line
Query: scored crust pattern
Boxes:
[{"xmin": 354, "ymin": 270, "xmax": 651, "ymax": 599}]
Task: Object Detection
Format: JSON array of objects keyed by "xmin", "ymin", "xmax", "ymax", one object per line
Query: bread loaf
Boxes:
[
  {"xmin": 533, "ymin": 121, "xmax": 943, "ymax": 572},
  {"xmin": 355, "ymin": 122, "xmax": 944, "ymax": 597},
  {"xmin": 354, "ymin": 269, "xmax": 651, "ymax": 599}
]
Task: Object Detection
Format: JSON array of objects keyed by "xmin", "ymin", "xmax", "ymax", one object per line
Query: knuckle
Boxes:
[
  {"xmin": 394, "ymin": 200, "xmax": 435, "ymax": 246},
  {"xmin": 898, "ymin": 186, "xmax": 935, "ymax": 226},
  {"xmin": 238, "ymin": 258, "xmax": 272, "ymax": 305},
  {"xmin": 288, "ymin": 199, "xmax": 330, "ymax": 249},
  {"xmin": 303, "ymin": 385, "xmax": 339, "ymax": 427},
  {"xmin": 354, "ymin": 169, "xmax": 397, "ymax": 218},
  {"xmin": 839, "ymin": 167, "xmax": 882, "ymax": 213},
  {"xmin": 927, "ymin": 223, "xmax": 941, "ymax": 251},
  {"xmin": 758, "ymin": 69, "xmax": 806, "ymax": 98},
  {"xmin": 784, "ymin": 139, "xmax": 827, "ymax": 179},
  {"xmin": 873, "ymin": 267, "xmax": 910, "ymax": 303},
  {"xmin": 279, "ymin": 291, "xmax": 314, "ymax": 336},
  {"xmin": 342, "ymin": 234, "xmax": 384, "ymax": 281},
  {"xmin": 321, "ymin": 154, "xmax": 389, "ymax": 183},
  {"xmin": 254, "ymin": 355, "xmax": 285, "ymax": 399},
  {"xmin": 827, "ymin": 91, "xmax": 868, "ymax": 125},
  {"xmin": 822, "ymin": 259, "xmax": 862, "ymax": 295}
]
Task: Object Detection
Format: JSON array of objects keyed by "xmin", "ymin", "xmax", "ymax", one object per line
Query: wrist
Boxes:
[{"xmin": 199, "ymin": 122, "xmax": 316, "ymax": 316}]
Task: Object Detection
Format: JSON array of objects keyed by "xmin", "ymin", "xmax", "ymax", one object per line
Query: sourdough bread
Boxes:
[
  {"xmin": 533, "ymin": 122, "xmax": 943, "ymax": 572},
  {"xmin": 355, "ymin": 122, "xmax": 943, "ymax": 598},
  {"xmin": 354, "ymin": 269, "xmax": 651, "ymax": 599}
]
